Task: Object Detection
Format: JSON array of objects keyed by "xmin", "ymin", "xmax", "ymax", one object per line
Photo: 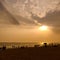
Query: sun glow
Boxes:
[{"xmin": 39, "ymin": 25, "xmax": 48, "ymax": 31}]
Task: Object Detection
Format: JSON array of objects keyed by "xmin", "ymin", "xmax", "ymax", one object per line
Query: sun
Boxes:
[{"xmin": 39, "ymin": 25, "xmax": 48, "ymax": 31}]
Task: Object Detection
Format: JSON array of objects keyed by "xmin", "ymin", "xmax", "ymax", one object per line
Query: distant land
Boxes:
[{"xmin": 0, "ymin": 42, "xmax": 60, "ymax": 49}]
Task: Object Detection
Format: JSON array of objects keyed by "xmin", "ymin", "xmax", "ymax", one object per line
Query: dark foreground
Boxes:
[{"xmin": 0, "ymin": 47, "xmax": 60, "ymax": 60}]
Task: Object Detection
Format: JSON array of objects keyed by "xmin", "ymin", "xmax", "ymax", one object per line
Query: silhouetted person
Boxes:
[
  {"xmin": 21, "ymin": 46, "xmax": 25, "ymax": 49},
  {"xmin": 0, "ymin": 47, "xmax": 1, "ymax": 50},
  {"xmin": 34, "ymin": 45, "xmax": 40, "ymax": 48},
  {"xmin": 44, "ymin": 43, "xmax": 47, "ymax": 47},
  {"xmin": 2, "ymin": 46, "xmax": 6, "ymax": 50}
]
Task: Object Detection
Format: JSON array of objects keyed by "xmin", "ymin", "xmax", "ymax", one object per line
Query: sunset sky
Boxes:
[{"xmin": 0, "ymin": 0, "xmax": 60, "ymax": 43}]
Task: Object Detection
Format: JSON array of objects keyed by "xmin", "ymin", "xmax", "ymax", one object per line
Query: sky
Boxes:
[{"xmin": 0, "ymin": 0, "xmax": 60, "ymax": 43}]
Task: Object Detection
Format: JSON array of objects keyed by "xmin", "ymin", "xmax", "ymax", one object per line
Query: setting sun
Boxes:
[{"xmin": 39, "ymin": 25, "xmax": 48, "ymax": 31}]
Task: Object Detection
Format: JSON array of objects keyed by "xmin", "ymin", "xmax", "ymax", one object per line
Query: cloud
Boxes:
[
  {"xmin": 32, "ymin": 11, "xmax": 60, "ymax": 26},
  {"xmin": 37, "ymin": 11, "xmax": 60, "ymax": 34},
  {"xmin": 0, "ymin": 0, "xmax": 60, "ymax": 26},
  {"xmin": 0, "ymin": 0, "xmax": 60, "ymax": 42},
  {"xmin": 0, "ymin": 1, "xmax": 20, "ymax": 25},
  {"xmin": 3, "ymin": 0, "xmax": 60, "ymax": 17}
]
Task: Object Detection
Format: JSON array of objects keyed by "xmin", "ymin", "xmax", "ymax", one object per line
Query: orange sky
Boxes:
[
  {"xmin": 0, "ymin": 0, "xmax": 60, "ymax": 43},
  {"xmin": 0, "ymin": 26, "xmax": 60, "ymax": 43}
]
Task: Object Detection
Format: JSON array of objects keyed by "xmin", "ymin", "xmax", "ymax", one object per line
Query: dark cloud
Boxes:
[
  {"xmin": 2, "ymin": 0, "xmax": 60, "ymax": 18},
  {"xmin": 0, "ymin": 1, "xmax": 19, "ymax": 25},
  {"xmin": 15, "ymin": 15, "xmax": 35, "ymax": 25},
  {"xmin": 42, "ymin": 11, "xmax": 60, "ymax": 27},
  {"xmin": 0, "ymin": 0, "xmax": 35, "ymax": 25},
  {"xmin": 40, "ymin": 11, "xmax": 60, "ymax": 27},
  {"xmin": 32, "ymin": 11, "xmax": 60, "ymax": 26},
  {"xmin": 6, "ymin": 0, "xmax": 17, "ymax": 3},
  {"xmin": 0, "ymin": 0, "xmax": 60, "ymax": 27},
  {"xmin": 31, "ymin": 11, "xmax": 60, "ymax": 34},
  {"xmin": 0, "ymin": 0, "xmax": 60, "ymax": 42}
]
